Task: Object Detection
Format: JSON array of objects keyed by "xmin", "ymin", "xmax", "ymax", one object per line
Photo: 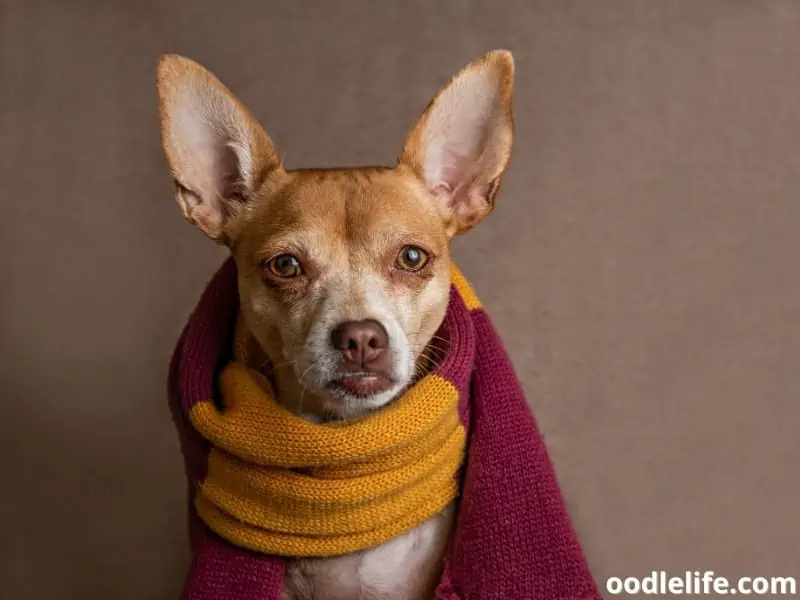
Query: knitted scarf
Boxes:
[
  {"xmin": 190, "ymin": 313, "xmax": 466, "ymax": 557},
  {"xmin": 169, "ymin": 257, "xmax": 601, "ymax": 600}
]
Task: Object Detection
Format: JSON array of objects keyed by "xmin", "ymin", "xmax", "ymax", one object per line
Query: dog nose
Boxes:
[{"xmin": 330, "ymin": 320, "xmax": 389, "ymax": 366}]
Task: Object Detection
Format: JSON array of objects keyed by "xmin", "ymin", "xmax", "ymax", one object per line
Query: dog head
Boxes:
[{"xmin": 157, "ymin": 51, "xmax": 514, "ymax": 420}]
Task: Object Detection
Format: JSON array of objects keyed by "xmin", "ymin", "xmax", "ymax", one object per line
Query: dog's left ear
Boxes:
[{"xmin": 398, "ymin": 50, "xmax": 514, "ymax": 236}]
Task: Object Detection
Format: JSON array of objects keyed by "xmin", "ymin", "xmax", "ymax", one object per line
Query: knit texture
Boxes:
[
  {"xmin": 169, "ymin": 257, "xmax": 601, "ymax": 599},
  {"xmin": 190, "ymin": 313, "xmax": 466, "ymax": 557}
]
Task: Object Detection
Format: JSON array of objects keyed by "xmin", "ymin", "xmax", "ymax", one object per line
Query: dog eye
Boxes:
[
  {"xmin": 395, "ymin": 245, "xmax": 429, "ymax": 271},
  {"xmin": 265, "ymin": 254, "xmax": 303, "ymax": 278}
]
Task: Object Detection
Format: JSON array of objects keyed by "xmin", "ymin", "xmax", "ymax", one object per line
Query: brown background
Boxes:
[{"xmin": 2, "ymin": 1, "xmax": 799, "ymax": 598}]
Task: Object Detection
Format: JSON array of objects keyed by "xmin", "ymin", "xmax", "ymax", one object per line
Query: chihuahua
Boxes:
[{"xmin": 157, "ymin": 49, "xmax": 514, "ymax": 600}]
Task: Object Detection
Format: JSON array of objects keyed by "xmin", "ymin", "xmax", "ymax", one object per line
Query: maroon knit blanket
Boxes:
[{"xmin": 168, "ymin": 257, "xmax": 601, "ymax": 599}]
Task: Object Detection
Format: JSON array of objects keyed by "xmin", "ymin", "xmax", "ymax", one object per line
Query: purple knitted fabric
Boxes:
[{"xmin": 169, "ymin": 258, "xmax": 601, "ymax": 599}]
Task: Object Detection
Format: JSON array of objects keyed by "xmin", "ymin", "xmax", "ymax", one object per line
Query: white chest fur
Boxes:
[{"xmin": 281, "ymin": 506, "xmax": 455, "ymax": 600}]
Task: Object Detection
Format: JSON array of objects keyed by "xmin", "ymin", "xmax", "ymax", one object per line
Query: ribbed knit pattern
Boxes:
[
  {"xmin": 170, "ymin": 257, "xmax": 601, "ymax": 599},
  {"xmin": 189, "ymin": 313, "xmax": 466, "ymax": 557}
]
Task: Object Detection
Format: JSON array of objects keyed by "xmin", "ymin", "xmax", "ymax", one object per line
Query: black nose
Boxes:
[{"xmin": 330, "ymin": 320, "xmax": 389, "ymax": 366}]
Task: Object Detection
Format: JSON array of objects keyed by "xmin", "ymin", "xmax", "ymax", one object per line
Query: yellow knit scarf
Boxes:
[{"xmin": 188, "ymin": 315, "xmax": 467, "ymax": 558}]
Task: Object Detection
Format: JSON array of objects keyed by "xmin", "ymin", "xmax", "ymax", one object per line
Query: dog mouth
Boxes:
[{"xmin": 327, "ymin": 372, "xmax": 395, "ymax": 397}]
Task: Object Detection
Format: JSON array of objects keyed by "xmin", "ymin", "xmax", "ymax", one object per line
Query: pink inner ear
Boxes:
[
  {"xmin": 432, "ymin": 179, "xmax": 473, "ymax": 220},
  {"xmin": 432, "ymin": 183, "xmax": 453, "ymax": 198},
  {"xmin": 217, "ymin": 141, "xmax": 249, "ymax": 200},
  {"xmin": 168, "ymin": 82, "xmax": 258, "ymax": 205},
  {"xmin": 430, "ymin": 145, "xmax": 480, "ymax": 208},
  {"xmin": 431, "ymin": 145, "xmax": 473, "ymax": 190},
  {"xmin": 401, "ymin": 54, "xmax": 513, "ymax": 232}
]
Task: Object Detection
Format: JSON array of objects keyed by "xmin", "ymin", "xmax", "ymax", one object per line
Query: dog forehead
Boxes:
[{"xmin": 254, "ymin": 168, "xmax": 440, "ymax": 240}]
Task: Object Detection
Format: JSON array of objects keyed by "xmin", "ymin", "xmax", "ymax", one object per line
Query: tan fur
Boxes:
[{"xmin": 156, "ymin": 50, "xmax": 514, "ymax": 600}]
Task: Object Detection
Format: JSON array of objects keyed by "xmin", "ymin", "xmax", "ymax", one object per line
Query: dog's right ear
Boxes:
[{"xmin": 156, "ymin": 54, "xmax": 283, "ymax": 242}]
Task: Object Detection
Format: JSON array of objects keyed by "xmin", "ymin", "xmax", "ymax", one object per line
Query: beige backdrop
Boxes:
[{"xmin": 2, "ymin": 1, "xmax": 799, "ymax": 599}]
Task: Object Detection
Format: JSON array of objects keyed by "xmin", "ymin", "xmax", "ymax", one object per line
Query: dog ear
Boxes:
[
  {"xmin": 156, "ymin": 54, "xmax": 283, "ymax": 241},
  {"xmin": 398, "ymin": 50, "xmax": 514, "ymax": 236}
]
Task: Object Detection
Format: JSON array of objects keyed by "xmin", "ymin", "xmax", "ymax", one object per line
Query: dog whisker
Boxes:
[{"xmin": 296, "ymin": 359, "xmax": 321, "ymax": 416}]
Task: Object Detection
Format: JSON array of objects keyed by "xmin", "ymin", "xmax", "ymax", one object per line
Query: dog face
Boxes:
[
  {"xmin": 157, "ymin": 51, "xmax": 514, "ymax": 420},
  {"xmin": 229, "ymin": 169, "xmax": 452, "ymax": 417}
]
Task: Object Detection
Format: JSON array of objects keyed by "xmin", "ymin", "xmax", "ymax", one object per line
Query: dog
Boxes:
[{"xmin": 157, "ymin": 49, "xmax": 514, "ymax": 600}]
